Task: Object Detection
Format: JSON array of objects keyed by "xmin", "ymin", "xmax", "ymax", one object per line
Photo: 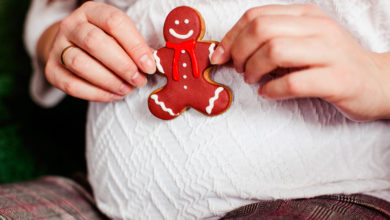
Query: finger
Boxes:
[
  {"xmin": 232, "ymin": 16, "xmax": 328, "ymax": 73},
  {"xmin": 245, "ymin": 4, "xmax": 327, "ymax": 18},
  {"xmin": 80, "ymin": 2, "xmax": 156, "ymax": 74},
  {"xmin": 211, "ymin": 4, "xmax": 326, "ymax": 64},
  {"xmin": 61, "ymin": 46, "xmax": 141, "ymax": 95},
  {"xmin": 244, "ymin": 36, "xmax": 328, "ymax": 84},
  {"xmin": 45, "ymin": 61, "xmax": 124, "ymax": 102},
  {"xmin": 66, "ymin": 21, "xmax": 146, "ymax": 86},
  {"xmin": 259, "ymin": 67, "xmax": 340, "ymax": 100}
]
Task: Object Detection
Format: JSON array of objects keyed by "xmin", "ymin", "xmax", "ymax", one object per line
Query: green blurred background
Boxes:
[{"xmin": 0, "ymin": 0, "xmax": 87, "ymax": 183}]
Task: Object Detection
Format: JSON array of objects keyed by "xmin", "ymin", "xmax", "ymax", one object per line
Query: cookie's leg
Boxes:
[
  {"xmin": 191, "ymin": 85, "xmax": 231, "ymax": 116},
  {"xmin": 205, "ymin": 86, "xmax": 231, "ymax": 115},
  {"xmin": 148, "ymin": 89, "xmax": 186, "ymax": 120}
]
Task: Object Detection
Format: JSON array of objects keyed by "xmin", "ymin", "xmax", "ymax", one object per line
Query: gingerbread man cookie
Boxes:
[{"xmin": 148, "ymin": 6, "xmax": 232, "ymax": 120}]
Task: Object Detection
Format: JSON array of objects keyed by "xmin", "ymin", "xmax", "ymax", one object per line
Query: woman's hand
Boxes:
[
  {"xmin": 39, "ymin": 1, "xmax": 156, "ymax": 102},
  {"xmin": 211, "ymin": 4, "xmax": 390, "ymax": 121}
]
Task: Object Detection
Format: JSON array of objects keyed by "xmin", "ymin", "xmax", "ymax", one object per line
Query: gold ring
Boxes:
[{"xmin": 60, "ymin": 45, "xmax": 76, "ymax": 66}]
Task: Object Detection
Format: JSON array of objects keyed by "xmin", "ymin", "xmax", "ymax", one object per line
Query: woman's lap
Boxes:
[
  {"xmin": 0, "ymin": 176, "xmax": 107, "ymax": 220},
  {"xmin": 221, "ymin": 194, "xmax": 390, "ymax": 220},
  {"xmin": 0, "ymin": 176, "xmax": 389, "ymax": 220}
]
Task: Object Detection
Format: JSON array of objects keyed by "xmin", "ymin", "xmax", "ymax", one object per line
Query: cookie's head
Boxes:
[{"xmin": 163, "ymin": 6, "xmax": 205, "ymax": 43}]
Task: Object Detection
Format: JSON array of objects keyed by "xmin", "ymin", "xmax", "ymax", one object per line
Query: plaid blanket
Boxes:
[
  {"xmin": 221, "ymin": 194, "xmax": 390, "ymax": 220},
  {"xmin": 0, "ymin": 176, "xmax": 107, "ymax": 220},
  {"xmin": 1, "ymin": 176, "xmax": 389, "ymax": 220}
]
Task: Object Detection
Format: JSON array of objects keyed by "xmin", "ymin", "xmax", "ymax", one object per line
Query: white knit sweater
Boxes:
[{"xmin": 25, "ymin": 0, "xmax": 390, "ymax": 219}]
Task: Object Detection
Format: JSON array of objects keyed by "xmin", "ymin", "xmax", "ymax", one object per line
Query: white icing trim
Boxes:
[
  {"xmin": 153, "ymin": 51, "xmax": 164, "ymax": 74},
  {"xmin": 206, "ymin": 87, "xmax": 224, "ymax": 114},
  {"xmin": 184, "ymin": 85, "xmax": 188, "ymax": 90},
  {"xmin": 175, "ymin": 20, "xmax": 179, "ymax": 25},
  {"xmin": 151, "ymin": 94, "xmax": 177, "ymax": 116},
  {"xmin": 184, "ymin": 19, "xmax": 189, "ymax": 24},
  {"xmin": 169, "ymin": 28, "xmax": 194, "ymax": 39},
  {"xmin": 209, "ymin": 43, "xmax": 216, "ymax": 62}
]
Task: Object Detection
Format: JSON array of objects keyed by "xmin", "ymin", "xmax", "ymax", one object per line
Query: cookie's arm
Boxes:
[
  {"xmin": 153, "ymin": 50, "xmax": 165, "ymax": 74},
  {"xmin": 197, "ymin": 41, "xmax": 219, "ymax": 64},
  {"xmin": 207, "ymin": 42, "xmax": 217, "ymax": 63}
]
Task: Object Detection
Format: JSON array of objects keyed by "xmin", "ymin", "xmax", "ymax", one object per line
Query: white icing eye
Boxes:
[
  {"xmin": 175, "ymin": 20, "xmax": 179, "ymax": 25},
  {"xmin": 184, "ymin": 19, "xmax": 189, "ymax": 24}
]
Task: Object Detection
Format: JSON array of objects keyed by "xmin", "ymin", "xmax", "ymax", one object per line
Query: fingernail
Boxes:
[
  {"xmin": 130, "ymin": 71, "xmax": 147, "ymax": 87},
  {"xmin": 111, "ymin": 93, "xmax": 124, "ymax": 100},
  {"xmin": 258, "ymin": 86, "xmax": 268, "ymax": 99},
  {"xmin": 140, "ymin": 54, "xmax": 156, "ymax": 74},
  {"xmin": 244, "ymin": 76, "xmax": 250, "ymax": 84},
  {"xmin": 211, "ymin": 45, "xmax": 225, "ymax": 64},
  {"xmin": 118, "ymin": 83, "xmax": 133, "ymax": 95},
  {"xmin": 235, "ymin": 65, "xmax": 244, "ymax": 74},
  {"xmin": 258, "ymin": 86, "xmax": 263, "ymax": 95},
  {"xmin": 244, "ymin": 75, "xmax": 255, "ymax": 84}
]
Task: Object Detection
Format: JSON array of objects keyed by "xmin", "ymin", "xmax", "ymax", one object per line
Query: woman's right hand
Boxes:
[{"xmin": 39, "ymin": 1, "xmax": 156, "ymax": 102}]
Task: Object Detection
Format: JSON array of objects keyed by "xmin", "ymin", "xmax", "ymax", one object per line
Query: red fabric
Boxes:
[
  {"xmin": 1, "ymin": 177, "xmax": 389, "ymax": 219},
  {"xmin": 0, "ymin": 176, "xmax": 107, "ymax": 220},
  {"xmin": 166, "ymin": 40, "xmax": 198, "ymax": 81},
  {"xmin": 221, "ymin": 194, "xmax": 390, "ymax": 220}
]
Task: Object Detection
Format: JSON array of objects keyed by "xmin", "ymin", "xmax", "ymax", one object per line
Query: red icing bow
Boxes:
[{"xmin": 166, "ymin": 40, "xmax": 199, "ymax": 81}]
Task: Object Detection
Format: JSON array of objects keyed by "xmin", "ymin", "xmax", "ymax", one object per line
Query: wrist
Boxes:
[{"xmin": 371, "ymin": 52, "xmax": 390, "ymax": 119}]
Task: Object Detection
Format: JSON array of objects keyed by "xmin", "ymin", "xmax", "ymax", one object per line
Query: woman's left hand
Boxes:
[{"xmin": 211, "ymin": 4, "xmax": 390, "ymax": 121}]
